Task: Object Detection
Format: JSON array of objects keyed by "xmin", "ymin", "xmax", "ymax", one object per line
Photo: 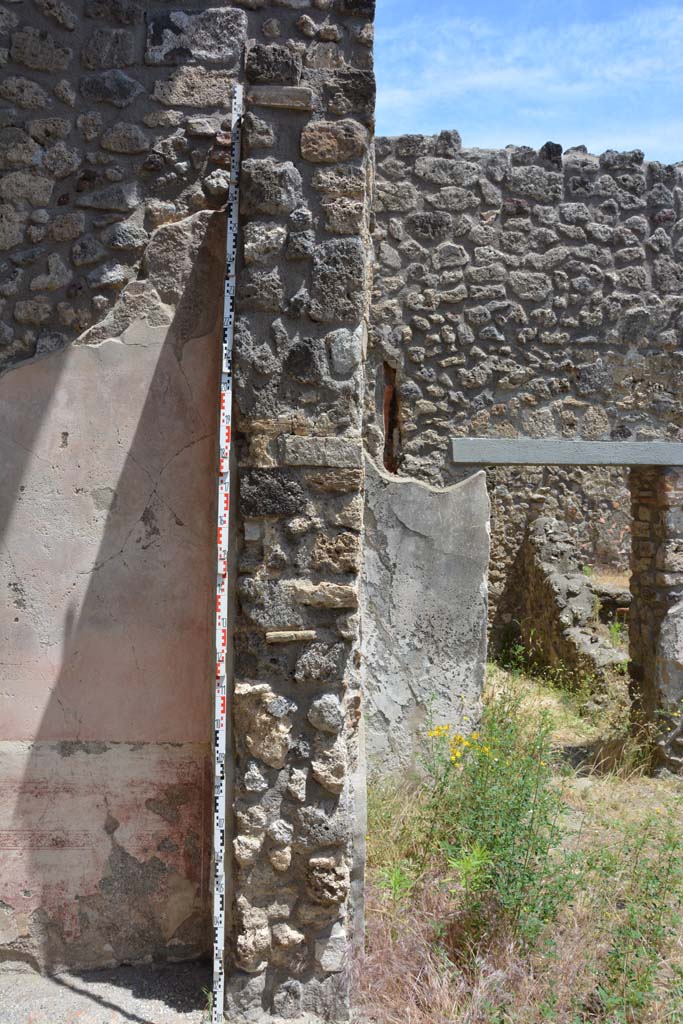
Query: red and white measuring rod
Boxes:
[{"xmin": 213, "ymin": 82, "xmax": 243, "ymax": 1024}]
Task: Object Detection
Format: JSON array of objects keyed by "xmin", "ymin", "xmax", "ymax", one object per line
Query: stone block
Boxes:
[
  {"xmin": 280, "ymin": 435, "xmax": 362, "ymax": 468},
  {"xmin": 0, "ymin": 205, "xmax": 26, "ymax": 251},
  {"xmin": 13, "ymin": 297, "xmax": 51, "ymax": 324},
  {"xmin": 76, "ymin": 183, "xmax": 141, "ymax": 211},
  {"xmin": 100, "ymin": 122, "xmax": 150, "ymax": 153},
  {"xmin": 374, "ymin": 179, "xmax": 418, "ymax": 212},
  {"xmin": 145, "ymin": 8, "xmax": 246, "ymax": 67},
  {"xmin": 152, "ymin": 67, "xmax": 234, "ymax": 108},
  {"xmin": 308, "ymin": 695, "xmax": 344, "ymax": 734},
  {"xmin": 43, "ymin": 142, "xmax": 80, "ymax": 179},
  {"xmin": 85, "ymin": 0, "xmax": 141, "ymax": 22},
  {"xmin": 248, "ymin": 86, "xmax": 315, "ymax": 110},
  {"xmin": 30, "ymin": 254, "xmax": 72, "ymax": 291},
  {"xmin": 86, "ymin": 262, "xmax": 135, "ymax": 290},
  {"xmin": 81, "ymin": 29, "xmax": 135, "ymax": 70},
  {"xmin": 322, "ymin": 196, "xmax": 365, "ymax": 235},
  {"xmin": 10, "ymin": 28, "xmax": 72, "ymax": 72},
  {"xmin": 327, "ymin": 327, "xmax": 362, "ymax": 375},
  {"xmin": 308, "ymin": 468, "xmax": 363, "ymax": 493},
  {"xmin": 243, "ymin": 222, "xmax": 287, "ymax": 264},
  {"xmin": 336, "ymin": 0, "xmax": 375, "ymax": 15},
  {"xmin": 406, "ymin": 211, "xmax": 452, "ymax": 240},
  {"xmin": 246, "ymin": 44, "xmax": 301, "ymax": 85},
  {"xmin": 240, "ymin": 468, "xmax": 306, "ymax": 518},
  {"xmin": 238, "ymin": 266, "xmax": 284, "ymax": 312},
  {"xmin": 0, "ymin": 127, "xmax": 42, "ymax": 170},
  {"xmin": 362, "ymin": 458, "xmax": 490, "ymax": 774},
  {"xmin": 311, "ymin": 734, "xmax": 346, "ymax": 794},
  {"xmin": 656, "ymin": 601, "xmax": 683, "ymax": 709},
  {"xmin": 509, "ymin": 270, "xmax": 552, "ymax": 301},
  {"xmin": 322, "ymin": 68, "xmax": 375, "ymax": 123},
  {"xmin": 311, "ymin": 531, "xmax": 361, "ymax": 575},
  {"xmin": 414, "ymin": 156, "xmax": 479, "ymax": 187},
  {"xmin": 509, "ymin": 164, "xmax": 564, "ymax": 202},
  {"xmin": 315, "ymin": 923, "xmax": 347, "ymax": 973},
  {"xmin": 240, "ymin": 158, "xmax": 303, "ymax": 216},
  {"xmin": 234, "ymin": 682, "xmax": 293, "ymax": 770},
  {"xmin": 265, "ymin": 630, "xmax": 316, "ymax": 644},
  {"xmin": 101, "ymin": 222, "xmax": 148, "ymax": 251},
  {"xmin": 310, "ymin": 237, "xmax": 366, "ymax": 323},
  {"xmin": 0, "ymin": 172, "xmax": 53, "ymax": 206},
  {"xmin": 313, "ymin": 165, "xmax": 366, "ymax": 198},
  {"xmin": 290, "ymin": 581, "xmax": 358, "ymax": 609},
  {"xmin": 0, "ymin": 76, "xmax": 51, "ymax": 110},
  {"xmin": 301, "ymin": 119, "xmax": 368, "ymax": 163},
  {"xmin": 79, "ymin": 70, "xmax": 144, "ymax": 107}
]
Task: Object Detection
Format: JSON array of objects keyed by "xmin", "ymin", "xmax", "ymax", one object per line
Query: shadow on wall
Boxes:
[{"xmin": 0, "ymin": 211, "xmax": 224, "ymax": 978}]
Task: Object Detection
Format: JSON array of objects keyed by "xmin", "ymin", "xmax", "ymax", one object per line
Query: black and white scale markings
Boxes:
[{"xmin": 213, "ymin": 82, "xmax": 243, "ymax": 1024}]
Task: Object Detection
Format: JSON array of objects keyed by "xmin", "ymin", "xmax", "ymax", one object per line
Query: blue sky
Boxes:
[{"xmin": 374, "ymin": 0, "xmax": 683, "ymax": 163}]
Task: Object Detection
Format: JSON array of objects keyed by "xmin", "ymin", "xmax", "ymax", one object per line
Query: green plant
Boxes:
[
  {"xmin": 361, "ymin": 665, "xmax": 683, "ymax": 1024},
  {"xmin": 582, "ymin": 564, "xmax": 594, "ymax": 577},
  {"xmin": 609, "ymin": 619, "xmax": 626, "ymax": 646},
  {"xmin": 446, "ymin": 841, "xmax": 493, "ymax": 901},
  {"xmin": 422, "ymin": 690, "xmax": 579, "ymax": 947},
  {"xmin": 580, "ymin": 812, "xmax": 683, "ymax": 1021},
  {"xmin": 202, "ymin": 985, "xmax": 213, "ymax": 1019},
  {"xmin": 377, "ymin": 861, "xmax": 416, "ymax": 905},
  {"xmin": 592, "ymin": 593, "xmax": 603, "ymax": 624}
]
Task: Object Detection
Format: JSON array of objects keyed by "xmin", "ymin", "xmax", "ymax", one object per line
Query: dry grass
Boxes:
[
  {"xmin": 357, "ymin": 665, "xmax": 683, "ymax": 1024},
  {"xmin": 590, "ymin": 566, "xmax": 632, "ymax": 590}
]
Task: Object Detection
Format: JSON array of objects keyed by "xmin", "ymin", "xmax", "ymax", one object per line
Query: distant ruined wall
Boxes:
[{"xmin": 367, "ymin": 134, "xmax": 683, "ymax": 641}]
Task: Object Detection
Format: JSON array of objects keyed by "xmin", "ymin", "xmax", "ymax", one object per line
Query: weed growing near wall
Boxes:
[
  {"xmin": 358, "ymin": 668, "xmax": 683, "ymax": 1024},
  {"xmin": 421, "ymin": 690, "xmax": 578, "ymax": 949}
]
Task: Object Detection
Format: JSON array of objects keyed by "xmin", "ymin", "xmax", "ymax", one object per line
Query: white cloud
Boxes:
[{"xmin": 375, "ymin": 4, "xmax": 683, "ymax": 160}]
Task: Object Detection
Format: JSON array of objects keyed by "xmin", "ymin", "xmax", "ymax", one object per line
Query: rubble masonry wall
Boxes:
[{"xmin": 367, "ymin": 133, "xmax": 683, "ymax": 643}]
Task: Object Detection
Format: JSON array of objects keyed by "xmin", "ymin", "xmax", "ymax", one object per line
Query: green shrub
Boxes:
[{"xmin": 422, "ymin": 690, "xmax": 579, "ymax": 946}]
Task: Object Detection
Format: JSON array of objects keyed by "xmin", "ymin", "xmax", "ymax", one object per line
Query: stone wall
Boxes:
[
  {"xmin": 0, "ymin": 2, "xmax": 250, "ymax": 367},
  {"xmin": 630, "ymin": 466, "xmax": 683, "ymax": 769},
  {"xmin": 367, "ymin": 133, "xmax": 683, "ymax": 640},
  {"xmin": 512, "ymin": 515, "xmax": 626, "ymax": 685},
  {"xmin": 0, "ymin": 3, "xmax": 376, "ymax": 1015},
  {"xmin": 0, "ymin": 0, "xmax": 247, "ymax": 972},
  {"xmin": 229, "ymin": 2, "xmax": 375, "ymax": 1021}
]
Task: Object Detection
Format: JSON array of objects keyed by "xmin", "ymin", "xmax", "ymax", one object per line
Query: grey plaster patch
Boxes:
[{"xmin": 361, "ymin": 457, "xmax": 490, "ymax": 775}]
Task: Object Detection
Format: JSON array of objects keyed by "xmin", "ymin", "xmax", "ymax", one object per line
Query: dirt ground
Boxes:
[{"xmin": 0, "ymin": 962, "xmax": 211, "ymax": 1024}]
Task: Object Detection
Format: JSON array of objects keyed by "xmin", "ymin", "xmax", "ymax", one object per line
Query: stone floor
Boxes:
[{"xmin": 0, "ymin": 962, "xmax": 211, "ymax": 1024}]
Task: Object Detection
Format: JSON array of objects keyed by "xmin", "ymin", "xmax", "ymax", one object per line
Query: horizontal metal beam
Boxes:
[{"xmin": 451, "ymin": 438, "xmax": 683, "ymax": 467}]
